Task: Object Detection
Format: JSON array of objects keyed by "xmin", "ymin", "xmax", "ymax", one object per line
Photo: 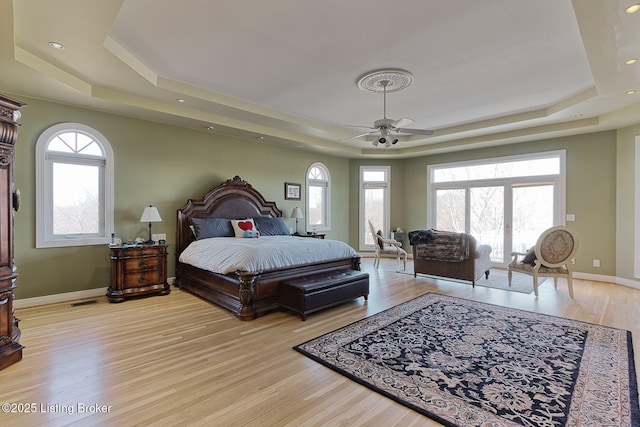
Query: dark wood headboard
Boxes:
[{"xmin": 176, "ymin": 176, "xmax": 283, "ymax": 255}]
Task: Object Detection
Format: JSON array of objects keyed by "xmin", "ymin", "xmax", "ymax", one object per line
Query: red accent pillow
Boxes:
[{"xmin": 231, "ymin": 219, "xmax": 256, "ymax": 238}]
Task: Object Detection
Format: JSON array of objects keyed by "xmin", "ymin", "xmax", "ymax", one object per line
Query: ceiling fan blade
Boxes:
[
  {"xmin": 345, "ymin": 124, "xmax": 376, "ymax": 130},
  {"xmin": 342, "ymin": 130, "xmax": 377, "ymax": 141},
  {"xmin": 391, "ymin": 117, "xmax": 414, "ymax": 129},
  {"xmin": 395, "ymin": 128, "xmax": 435, "ymax": 136}
]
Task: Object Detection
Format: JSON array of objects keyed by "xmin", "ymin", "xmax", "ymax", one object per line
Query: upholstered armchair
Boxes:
[
  {"xmin": 508, "ymin": 225, "xmax": 578, "ymax": 298},
  {"xmin": 409, "ymin": 229, "xmax": 492, "ymax": 284},
  {"xmin": 368, "ymin": 221, "xmax": 407, "ymax": 270}
]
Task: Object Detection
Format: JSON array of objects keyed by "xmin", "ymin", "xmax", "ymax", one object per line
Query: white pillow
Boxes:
[{"xmin": 231, "ymin": 219, "xmax": 256, "ymax": 238}]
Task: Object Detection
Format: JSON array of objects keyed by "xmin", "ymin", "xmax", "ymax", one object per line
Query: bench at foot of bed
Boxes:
[{"xmin": 279, "ymin": 270, "xmax": 369, "ymax": 320}]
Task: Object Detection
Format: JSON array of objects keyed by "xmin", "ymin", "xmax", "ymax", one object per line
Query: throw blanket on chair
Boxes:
[
  {"xmin": 410, "ymin": 230, "xmax": 470, "ymax": 262},
  {"xmin": 408, "ymin": 229, "xmax": 433, "ymax": 246}
]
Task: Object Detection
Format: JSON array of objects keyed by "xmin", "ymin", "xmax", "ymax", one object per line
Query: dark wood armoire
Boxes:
[{"xmin": 0, "ymin": 95, "xmax": 24, "ymax": 370}]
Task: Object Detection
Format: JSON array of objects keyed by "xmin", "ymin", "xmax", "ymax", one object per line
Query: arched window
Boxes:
[
  {"xmin": 306, "ymin": 162, "xmax": 331, "ymax": 231},
  {"xmin": 36, "ymin": 123, "xmax": 114, "ymax": 248}
]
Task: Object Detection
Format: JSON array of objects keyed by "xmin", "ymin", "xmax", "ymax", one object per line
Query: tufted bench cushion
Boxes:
[{"xmin": 279, "ymin": 270, "xmax": 369, "ymax": 320}]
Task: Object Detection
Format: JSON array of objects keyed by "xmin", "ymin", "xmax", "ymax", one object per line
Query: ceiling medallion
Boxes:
[{"xmin": 357, "ymin": 69, "xmax": 414, "ymax": 93}]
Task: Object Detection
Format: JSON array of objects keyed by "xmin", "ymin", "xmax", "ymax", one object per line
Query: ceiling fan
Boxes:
[{"xmin": 345, "ymin": 79, "xmax": 434, "ymax": 148}]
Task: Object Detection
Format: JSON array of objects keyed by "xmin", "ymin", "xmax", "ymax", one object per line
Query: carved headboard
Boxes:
[{"xmin": 176, "ymin": 176, "xmax": 283, "ymax": 255}]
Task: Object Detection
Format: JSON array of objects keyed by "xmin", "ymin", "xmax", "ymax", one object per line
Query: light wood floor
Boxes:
[{"xmin": 1, "ymin": 260, "xmax": 638, "ymax": 427}]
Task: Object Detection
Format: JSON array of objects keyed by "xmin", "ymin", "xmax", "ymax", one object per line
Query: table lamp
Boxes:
[
  {"xmin": 291, "ymin": 207, "xmax": 303, "ymax": 236},
  {"xmin": 140, "ymin": 205, "xmax": 162, "ymax": 244}
]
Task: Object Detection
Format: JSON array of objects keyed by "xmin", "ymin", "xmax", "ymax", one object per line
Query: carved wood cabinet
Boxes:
[
  {"xmin": 0, "ymin": 95, "xmax": 24, "ymax": 371},
  {"xmin": 108, "ymin": 245, "xmax": 170, "ymax": 302}
]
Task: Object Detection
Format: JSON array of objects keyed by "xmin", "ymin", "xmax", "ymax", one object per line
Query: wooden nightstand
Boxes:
[{"xmin": 107, "ymin": 244, "xmax": 170, "ymax": 302}]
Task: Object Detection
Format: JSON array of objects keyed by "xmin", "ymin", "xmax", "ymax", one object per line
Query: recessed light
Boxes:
[
  {"xmin": 625, "ymin": 3, "xmax": 640, "ymax": 13},
  {"xmin": 48, "ymin": 41, "xmax": 65, "ymax": 50},
  {"xmin": 176, "ymin": 98, "xmax": 185, "ymax": 103},
  {"xmin": 257, "ymin": 136, "xmax": 264, "ymax": 141},
  {"xmin": 574, "ymin": 114, "xmax": 583, "ymax": 118},
  {"xmin": 205, "ymin": 126, "xmax": 215, "ymax": 131},
  {"xmin": 626, "ymin": 89, "xmax": 637, "ymax": 95},
  {"xmin": 625, "ymin": 59, "xmax": 639, "ymax": 65}
]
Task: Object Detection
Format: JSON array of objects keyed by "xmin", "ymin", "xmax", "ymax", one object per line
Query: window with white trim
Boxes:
[
  {"xmin": 306, "ymin": 162, "xmax": 331, "ymax": 231},
  {"xmin": 428, "ymin": 151, "xmax": 565, "ymax": 266},
  {"xmin": 359, "ymin": 166, "xmax": 391, "ymax": 251},
  {"xmin": 36, "ymin": 123, "xmax": 114, "ymax": 248}
]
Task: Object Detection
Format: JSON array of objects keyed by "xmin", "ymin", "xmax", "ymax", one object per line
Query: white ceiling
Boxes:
[{"xmin": 2, "ymin": 0, "xmax": 640, "ymax": 158}]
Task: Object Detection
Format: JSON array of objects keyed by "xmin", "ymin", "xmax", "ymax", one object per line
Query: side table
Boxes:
[{"xmin": 107, "ymin": 244, "xmax": 170, "ymax": 302}]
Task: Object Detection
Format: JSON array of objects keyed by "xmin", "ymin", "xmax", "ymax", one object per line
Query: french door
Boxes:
[
  {"xmin": 429, "ymin": 152, "xmax": 565, "ymax": 267},
  {"xmin": 433, "ymin": 180, "xmax": 557, "ymax": 267}
]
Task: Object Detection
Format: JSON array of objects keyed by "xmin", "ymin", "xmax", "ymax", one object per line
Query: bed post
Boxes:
[{"xmin": 237, "ymin": 272, "xmax": 257, "ymax": 320}]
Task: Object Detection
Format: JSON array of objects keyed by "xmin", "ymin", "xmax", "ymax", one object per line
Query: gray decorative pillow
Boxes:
[
  {"xmin": 376, "ymin": 230, "xmax": 384, "ymax": 249},
  {"xmin": 253, "ymin": 217, "xmax": 290, "ymax": 236},
  {"xmin": 521, "ymin": 247, "xmax": 537, "ymax": 265},
  {"xmin": 190, "ymin": 217, "xmax": 234, "ymax": 239}
]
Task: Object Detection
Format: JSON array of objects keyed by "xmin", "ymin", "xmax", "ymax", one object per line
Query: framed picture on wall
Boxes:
[{"xmin": 284, "ymin": 182, "xmax": 301, "ymax": 200}]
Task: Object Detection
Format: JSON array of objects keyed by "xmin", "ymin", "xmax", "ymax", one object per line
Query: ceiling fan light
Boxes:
[
  {"xmin": 625, "ymin": 3, "xmax": 640, "ymax": 13},
  {"xmin": 372, "ymin": 139, "xmax": 379, "ymax": 147}
]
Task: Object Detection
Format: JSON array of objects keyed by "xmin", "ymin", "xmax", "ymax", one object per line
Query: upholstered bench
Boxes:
[{"xmin": 279, "ymin": 270, "xmax": 369, "ymax": 320}]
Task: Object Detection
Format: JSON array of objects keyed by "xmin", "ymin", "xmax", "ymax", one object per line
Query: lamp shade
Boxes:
[
  {"xmin": 140, "ymin": 206, "xmax": 162, "ymax": 223},
  {"xmin": 291, "ymin": 207, "xmax": 303, "ymax": 219}
]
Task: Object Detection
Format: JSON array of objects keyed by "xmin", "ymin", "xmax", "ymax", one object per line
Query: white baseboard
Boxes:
[
  {"xmin": 558, "ymin": 272, "xmax": 640, "ymax": 290},
  {"xmin": 14, "ymin": 287, "xmax": 108, "ymax": 309},
  {"xmin": 614, "ymin": 276, "xmax": 640, "ymax": 290},
  {"xmin": 14, "ymin": 277, "xmax": 177, "ymax": 309}
]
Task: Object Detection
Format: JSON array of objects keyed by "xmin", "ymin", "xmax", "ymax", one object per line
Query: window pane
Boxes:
[
  {"xmin": 48, "ymin": 132, "xmax": 103, "ymax": 156},
  {"xmin": 435, "ymin": 189, "xmax": 465, "ymax": 232},
  {"xmin": 364, "ymin": 188, "xmax": 384, "ymax": 245},
  {"xmin": 433, "ymin": 157, "xmax": 560, "ymax": 183},
  {"xmin": 470, "ymin": 186, "xmax": 504, "ymax": 262},
  {"xmin": 512, "ymin": 185, "xmax": 554, "ymax": 253},
  {"xmin": 363, "ymin": 170, "xmax": 386, "ymax": 182},
  {"xmin": 53, "ymin": 163, "xmax": 100, "ymax": 235},
  {"xmin": 308, "ymin": 166, "xmax": 326, "ymax": 181},
  {"xmin": 76, "ymin": 134, "xmax": 103, "ymax": 155},
  {"xmin": 48, "ymin": 136, "xmax": 74, "ymax": 153},
  {"xmin": 308, "ymin": 185, "xmax": 325, "ymax": 226}
]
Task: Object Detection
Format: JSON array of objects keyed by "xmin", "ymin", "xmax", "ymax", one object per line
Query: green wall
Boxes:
[
  {"xmin": 616, "ymin": 122, "xmax": 640, "ymax": 280},
  {"xmin": 13, "ymin": 96, "xmax": 350, "ymax": 299},
  {"xmin": 9, "ymin": 94, "xmax": 639, "ymax": 300}
]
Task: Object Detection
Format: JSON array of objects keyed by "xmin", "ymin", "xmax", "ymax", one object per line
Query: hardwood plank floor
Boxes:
[{"xmin": 0, "ymin": 259, "xmax": 637, "ymax": 426}]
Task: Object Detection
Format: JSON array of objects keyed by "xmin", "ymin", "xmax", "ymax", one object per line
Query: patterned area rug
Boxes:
[
  {"xmin": 295, "ymin": 293, "xmax": 639, "ymax": 426},
  {"xmin": 473, "ymin": 269, "xmax": 546, "ymax": 294},
  {"xmin": 397, "ymin": 268, "xmax": 545, "ymax": 294}
]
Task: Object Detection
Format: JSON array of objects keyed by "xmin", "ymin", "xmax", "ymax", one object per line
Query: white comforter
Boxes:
[{"xmin": 179, "ymin": 236, "xmax": 358, "ymax": 274}]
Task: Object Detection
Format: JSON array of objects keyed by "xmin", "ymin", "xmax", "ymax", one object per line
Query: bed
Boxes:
[{"xmin": 175, "ymin": 176, "xmax": 361, "ymax": 320}]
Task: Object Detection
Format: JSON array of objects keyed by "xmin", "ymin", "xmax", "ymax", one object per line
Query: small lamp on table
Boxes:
[
  {"xmin": 291, "ymin": 207, "xmax": 303, "ymax": 236},
  {"xmin": 140, "ymin": 205, "xmax": 162, "ymax": 244}
]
